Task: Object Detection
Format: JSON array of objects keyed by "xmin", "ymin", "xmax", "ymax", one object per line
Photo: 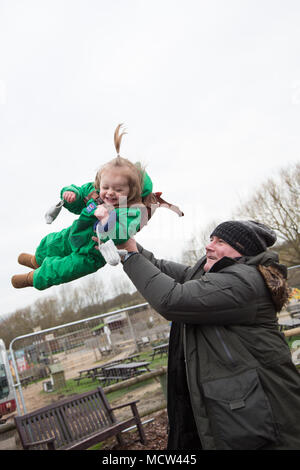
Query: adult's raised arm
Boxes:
[
  {"xmin": 118, "ymin": 239, "xmax": 193, "ymax": 284},
  {"xmin": 123, "ymin": 253, "xmax": 259, "ymax": 326}
]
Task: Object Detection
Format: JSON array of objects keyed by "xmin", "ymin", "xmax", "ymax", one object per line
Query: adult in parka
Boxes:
[{"xmin": 117, "ymin": 220, "xmax": 300, "ymax": 450}]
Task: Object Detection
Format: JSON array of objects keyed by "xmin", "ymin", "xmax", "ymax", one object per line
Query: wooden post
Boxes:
[{"xmin": 284, "ymin": 327, "xmax": 300, "ymax": 337}]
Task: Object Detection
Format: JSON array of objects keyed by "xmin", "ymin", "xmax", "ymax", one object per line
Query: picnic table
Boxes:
[
  {"xmin": 150, "ymin": 343, "xmax": 169, "ymax": 361},
  {"xmin": 97, "ymin": 361, "xmax": 151, "ymax": 385},
  {"xmin": 74, "ymin": 366, "xmax": 103, "ymax": 385},
  {"xmin": 75, "ymin": 360, "xmax": 122, "ymax": 385},
  {"xmin": 124, "ymin": 353, "xmax": 141, "ymax": 362},
  {"xmin": 20, "ymin": 375, "xmax": 34, "ymax": 387}
]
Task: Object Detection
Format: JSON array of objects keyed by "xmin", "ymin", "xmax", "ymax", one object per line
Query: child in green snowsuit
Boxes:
[
  {"xmin": 12, "ymin": 157, "xmax": 154, "ymax": 290},
  {"xmin": 12, "ymin": 124, "xmax": 183, "ymax": 291}
]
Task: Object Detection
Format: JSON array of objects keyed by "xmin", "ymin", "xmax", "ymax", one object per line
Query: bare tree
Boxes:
[
  {"xmin": 235, "ymin": 163, "xmax": 300, "ymax": 265},
  {"xmin": 181, "ymin": 220, "xmax": 219, "ymax": 266},
  {"xmin": 109, "ymin": 275, "xmax": 135, "ymax": 298},
  {"xmin": 32, "ymin": 296, "xmax": 61, "ymax": 329},
  {"xmin": 77, "ymin": 274, "xmax": 107, "ymax": 308},
  {"xmin": 57, "ymin": 283, "xmax": 86, "ymax": 315},
  {"xmin": 0, "ymin": 307, "xmax": 34, "ymax": 346}
]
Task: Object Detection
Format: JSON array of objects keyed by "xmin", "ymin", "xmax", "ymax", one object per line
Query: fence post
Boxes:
[{"xmin": 126, "ymin": 311, "xmax": 139, "ymax": 352}]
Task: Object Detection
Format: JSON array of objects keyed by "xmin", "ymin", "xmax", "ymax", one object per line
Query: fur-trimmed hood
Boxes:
[{"xmin": 244, "ymin": 251, "xmax": 291, "ymax": 312}]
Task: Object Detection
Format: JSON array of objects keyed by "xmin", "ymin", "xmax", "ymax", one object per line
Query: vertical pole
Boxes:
[
  {"xmin": 9, "ymin": 342, "xmax": 27, "ymax": 414},
  {"xmin": 126, "ymin": 311, "xmax": 138, "ymax": 352}
]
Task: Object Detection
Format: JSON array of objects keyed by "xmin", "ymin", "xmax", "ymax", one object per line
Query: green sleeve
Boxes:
[
  {"xmin": 60, "ymin": 182, "xmax": 95, "ymax": 215},
  {"xmin": 68, "ymin": 199, "xmax": 98, "ymax": 251}
]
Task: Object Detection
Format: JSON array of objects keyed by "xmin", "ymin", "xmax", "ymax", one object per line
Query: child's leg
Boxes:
[
  {"xmin": 35, "ymin": 227, "xmax": 72, "ymax": 266},
  {"xmin": 33, "ymin": 253, "xmax": 105, "ymax": 290}
]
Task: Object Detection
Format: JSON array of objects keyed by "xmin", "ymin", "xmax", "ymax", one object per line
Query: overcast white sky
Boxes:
[{"xmin": 1, "ymin": 0, "xmax": 300, "ymax": 317}]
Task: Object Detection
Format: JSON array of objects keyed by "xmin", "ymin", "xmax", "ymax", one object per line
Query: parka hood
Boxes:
[
  {"xmin": 242, "ymin": 251, "xmax": 290, "ymax": 312},
  {"xmin": 207, "ymin": 250, "xmax": 290, "ymax": 313}
]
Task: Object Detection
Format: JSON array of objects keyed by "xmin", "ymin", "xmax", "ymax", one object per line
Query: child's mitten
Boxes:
[
  {"xmin": 97, "ymin": 239, "xmax": 127, "ymax": 266},
  {"xmin": 45, "ymin": 200, "xmax": 64, "ymax": 224}
]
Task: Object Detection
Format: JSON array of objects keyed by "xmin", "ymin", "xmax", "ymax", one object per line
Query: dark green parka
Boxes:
[{"xmin": 123, "ymin": 245, "xmax": 300, "ymax": 450}]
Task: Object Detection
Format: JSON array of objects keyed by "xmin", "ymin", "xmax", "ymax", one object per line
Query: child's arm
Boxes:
[
  {"xmin": 96, "ymin": 206, "xmax": 142, "ymax": 245},
  {"xmin": 69, "ymin": 200, "xmax": 142, "ymax": 252},
  {"xmin": 60, "ymin": 182, "xmax": 95, "ymax": 214}
]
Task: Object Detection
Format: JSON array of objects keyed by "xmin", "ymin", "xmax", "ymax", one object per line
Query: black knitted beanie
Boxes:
[{"xmin": 210, "ymin": 220, "xmax": 277, "ymax": 256}]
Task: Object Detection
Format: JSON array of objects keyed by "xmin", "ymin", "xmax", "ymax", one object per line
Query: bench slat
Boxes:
[
  {"xmin": 82, "ymin": 396, "xmax": 97, "ymax": 433},
  {"xmin": 85, "ymin": 394, "xmax": 111, "ymax": 429},
  {"xmin": 66, "ymin": 417, "xmax": 137, "ymax": 450},
  {"xmin": 14, "ymin": 386, "xmax": 147, "ymax": 450}
]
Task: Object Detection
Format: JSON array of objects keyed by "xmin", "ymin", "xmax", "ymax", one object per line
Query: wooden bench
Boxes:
[{"xmin": 14, "ymin": 386, "xmax": 147, "ymax": 450}]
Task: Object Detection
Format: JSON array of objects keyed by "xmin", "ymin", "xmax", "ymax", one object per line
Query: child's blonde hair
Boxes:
[{"xmin": 94, "ymin": 124, "xmax": 144, "ymax": 204}]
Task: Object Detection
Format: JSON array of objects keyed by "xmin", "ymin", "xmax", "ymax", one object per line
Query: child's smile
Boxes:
[{"xmin": 99, "ymin": 169, "xmax": 130, "ymax": 207}]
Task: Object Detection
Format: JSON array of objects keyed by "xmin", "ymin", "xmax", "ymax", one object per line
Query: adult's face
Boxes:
[{"xmin": 203, "ymin": 236, "xmax": 242, "ymax": 272}]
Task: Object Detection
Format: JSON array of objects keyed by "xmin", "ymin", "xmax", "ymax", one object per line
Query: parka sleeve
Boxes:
[
  {"xmin": 123, "ymin": 253, "xmax": 258, "ymax": 325},
  {"xmin": 60, "ymin": 182, "xmax": 95, "ymax": 215},
  {"xmin": 136, "ymin": 243, "xmax": 193, "ymax": 283}
]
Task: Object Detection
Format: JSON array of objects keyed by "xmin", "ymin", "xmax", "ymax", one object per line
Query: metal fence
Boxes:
[
  {"xmin": 8, "ymin": 302, "xmax": 170, "ymax": 415},
  {"xmin": 279, "ymin": 265, "xmax": 300, "ymax": 363},
  {"xmin": 7, "ymin": 265, "xmax": 300, "ymax": 417}
]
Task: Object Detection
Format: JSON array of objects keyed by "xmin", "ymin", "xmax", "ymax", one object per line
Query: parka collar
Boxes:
[
  {"xmin": 206, "ymin": 250, "xmax": 287, "ymax": 276},
  {"xmin": 239, "ymin": 250, "xmax": 288, "ymax": 279},
  {"xmin": 205, "ymin": 250, "xmax": 290, "ymax": 312}
]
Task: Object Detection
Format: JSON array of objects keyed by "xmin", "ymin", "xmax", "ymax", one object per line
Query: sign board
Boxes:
[
  {"xmin": 45, "ymin": 334, "xmax": 55, "ymax": 341},
  {"xmin": 104, "ymin": 312, "xmax": 127, "ymax": 324}
]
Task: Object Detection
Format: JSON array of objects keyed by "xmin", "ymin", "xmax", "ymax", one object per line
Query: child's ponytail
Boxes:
[
  {"xmin": 114, "ymin": 123, "xmax": 127, "ymax": 156},
  {"xmin": 94, "ymin": 124, "xmax": 143, "ymax": 204}
]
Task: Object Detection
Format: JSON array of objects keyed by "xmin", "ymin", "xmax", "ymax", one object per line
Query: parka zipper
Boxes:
[
  {"xmin": 214, "ymin": 326, "xmax": 237, "ymax": 366},
  {"xmin": 183, "ymin": 323, "xmax": 205, "ymax": 449}
]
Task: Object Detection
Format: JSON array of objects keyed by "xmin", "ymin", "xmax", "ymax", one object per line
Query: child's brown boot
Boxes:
[
  {"xmin": 11, "ymin": 271, "xmax": 34, "ymax": 289},
  {"xmin": 18, "ymin": 253, "xmax": 39, "ymax": 269}
]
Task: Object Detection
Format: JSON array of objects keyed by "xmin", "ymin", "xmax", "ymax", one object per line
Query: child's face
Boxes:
[{"xmin": 99, "ymin": 168, "xmax": 130, "ymax": 207}]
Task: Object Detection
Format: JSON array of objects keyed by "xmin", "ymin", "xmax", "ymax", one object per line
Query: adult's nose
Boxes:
[{"xmin": 205, "ymin": 239, "xmax": 214, "ymax": 251}]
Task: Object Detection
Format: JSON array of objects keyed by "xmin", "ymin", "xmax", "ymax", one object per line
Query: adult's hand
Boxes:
[
  {"xmin": 117, "ymin": 238, "xmax": 138, "ymax": 253},
  {"xmin": 92, "ymin": 236, "xmax": 138, "ymax": 253},
  {"xmin": 92, "ymin": 235, "xmax": 101, "ymax": 251}
]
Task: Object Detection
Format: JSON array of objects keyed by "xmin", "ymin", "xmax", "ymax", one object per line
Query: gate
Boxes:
[{"xmin": 8, "ymin": 302, "xmax": 170, "ymax": 415}]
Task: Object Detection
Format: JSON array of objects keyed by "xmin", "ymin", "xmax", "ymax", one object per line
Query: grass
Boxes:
[{"xmin": 285, "ymin": 334, "xmax": 300, "ymax": 348}]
